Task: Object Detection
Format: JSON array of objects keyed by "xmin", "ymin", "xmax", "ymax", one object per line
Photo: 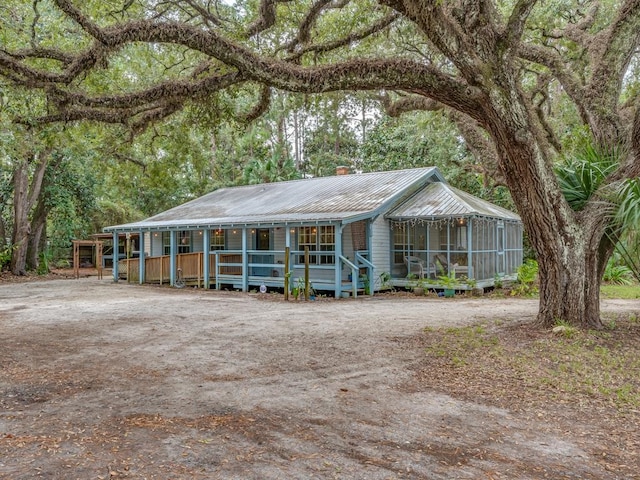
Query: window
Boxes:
[
  {"xmin": 297, "ymin": 226, "xmax": 335, "ymax": 264},
  {"xmin": 298, "ymin": 226, "xmax": 317, "ymax": 263},
  {"xmin": 319, "ymin": 225, "xmax": 335, "ymax": 265},
  {"xmin": 162, "ymin": 232, "xmax": 171, "ymax": 256},
  {"xmin": 393, "ymin": 227, "xmax": 406, "ymax": 264},
  {"xmin": 178, "ymin": 231, "xmax": 190, "ymax": 254},
  {"xmin": 210, "ymin": 229, "xmax": 225, "ymax": 251},
  {"xmin": 162, "ymin": 231, "xmax": 191, "ymax": 255}
]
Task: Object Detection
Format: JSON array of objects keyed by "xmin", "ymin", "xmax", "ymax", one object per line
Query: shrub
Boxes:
[
  {"xmin": 512, "ymin": 259, "xmax": 539, "ymax": 296},
  {"xmin": 603, "ymin": 261, "xmax": 634, "ymax": 285}
]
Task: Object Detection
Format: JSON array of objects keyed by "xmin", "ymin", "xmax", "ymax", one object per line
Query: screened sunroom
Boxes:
[{"xmin": 385, "ymin": 182, "xmax": 523, "ymax": 288}]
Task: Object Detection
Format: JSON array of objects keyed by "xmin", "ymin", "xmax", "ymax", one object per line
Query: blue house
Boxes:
[{"xmin": 104, "ymin": 167, "xmax": 523, "ymax": 296}]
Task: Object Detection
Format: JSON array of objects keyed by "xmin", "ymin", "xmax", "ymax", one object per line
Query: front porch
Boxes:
[{"xmin": 117, "ymin": 247, "xmax": 373, "ymax": 298}]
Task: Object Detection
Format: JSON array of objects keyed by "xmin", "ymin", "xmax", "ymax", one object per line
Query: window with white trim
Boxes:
[
  {"xmin": 297, "ymin": 226, "xmax": 335, "ymax": 264},
  {"xmin": 210, "ymin": 229, "xmax": 225, "ymax": 251}
]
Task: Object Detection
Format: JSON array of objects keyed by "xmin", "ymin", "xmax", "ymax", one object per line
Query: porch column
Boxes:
[
  {"xmin": 112, "ymin": 231, "xmax": 119, "ymax": 282},
  {"xmin": 446, "ymin": 222, "xmax": 452, "ymax": 267},
  {"xmin": 367, "ymin": 220, "xmax": 374, "ymax": 296},
  {"xmin": 285, "ymin": 227, "xmax": 292, "ymax": 296},
  {"xmin": 334, "ymin": 224, "xmax": 343, "ymax": 299},
  {"xmin": 203, "ymin": 229, "xmax": 211, "ymax": 289},
  {"xmin": 467, "ymin": 218, "xmax": 473, "ymax": 280},
  {"xmin": 138, "ymin": 230, "xmax": 145, "ymax": 284},
  {"xmin": 241, "ymin": 228, "xmax": 248, "ymax": 292},
  {"xmin": 169, "ymin": 230, "xmax": 177, "ymax": 286}
]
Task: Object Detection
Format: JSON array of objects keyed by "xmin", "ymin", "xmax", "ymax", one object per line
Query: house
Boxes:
[{"xmin": 103, "ymin": 167, "xmax": 523, "ymax": 296}]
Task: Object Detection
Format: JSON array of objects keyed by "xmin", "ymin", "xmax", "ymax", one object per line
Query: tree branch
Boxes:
[
  {"xmin": 283, "ymin": 0, "xmax": 333, "ymax": 52},
  {"xmin": 246, "ymin": 0, "xmax": 293, "ymax": 38},
  {"xmin": 379, "ymin": 92, "xmax": 505, "ymax": 185},
  {"xmin": 50, "ymin": 72, "xmax": 242, "ymax": 111},
  {"xmin": 450, "ymin": 112, "xmax": 506, "ymax": 187},
  {"xmin": 53, "ymin": 0, "xmax": 111, "ymax": 44},
  {"xmin": 517, "ymin": 43, "xmax": 588, "ymax": 124},
  {"xmin": 379, "ymin": 93, "xmax": 440, "ymax": 117},
  {"xmin": 4, "ymin": 11, "xmax": 484, "ymax": 123},
  {"xmin": 501, "ymin": 0, "xmax": 538, "ymax": 56},
  {"xmin": 241, "ymin": 84, "xmax": 271, "ymax": 123},
  {"xmin": 585, "ymin": 0, "xmax": 640, "ymax": 140},
  {"xmin": 285, "ymin": 12, "xmax": 399, "ymax": 62}
]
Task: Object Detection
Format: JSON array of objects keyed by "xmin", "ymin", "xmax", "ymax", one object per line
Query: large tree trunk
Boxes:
[
  {"xmin": 27, "ymin": 198, "xmax": 48, "ymax": 271},
  {"xmin": 0, "ymin": 217, "xmax": 6, "ymax": 250},
  {"xmin": 536, "ymin": 224, "xmax": 607, "ymax": 329},
  {"xmin": 11, "ymin": 161, "xmax": 31, "ymax": 275},
  {"xmin": 10, "ymin": 151, "xmax": 49, "ymax": 275},
  {"xmin": 478, "ymin": 77, "xmax": 612, "ymax": 328},
  {"xmin": 494, "ymin": 136, "xmax": 609, "ymax": 329}
]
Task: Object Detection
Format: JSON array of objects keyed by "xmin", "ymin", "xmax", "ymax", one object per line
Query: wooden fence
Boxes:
[{"xmin": 118, "ymin": 253, "xmax": 217, "ymax": 287}]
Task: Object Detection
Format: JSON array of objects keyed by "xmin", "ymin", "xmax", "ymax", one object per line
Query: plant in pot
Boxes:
[
  {"xmin": 415, "ymin": 276, "xmax": 432, "ymax": 296},
  {"xmin": 406, "ymin": 273, "xmax": 422, "ymax": 295},
  {"xmin": 437, "ymin": 272, "xmax": 458, "ymax": 298}
]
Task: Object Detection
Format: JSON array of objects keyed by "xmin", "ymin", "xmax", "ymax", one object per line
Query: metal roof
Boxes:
[
  {"xmin": 104, "ymin": 167, "xmax": 443, "ymax": 232},
  {"xmin": 386, "ymin": 182, "xmax": 521, "ymax": 221}
]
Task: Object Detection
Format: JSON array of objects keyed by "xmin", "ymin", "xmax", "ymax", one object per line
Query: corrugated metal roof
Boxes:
[
  {"xmin": 104, "ymin": 167, "xmax": 442, "ymax": 232},
  {"xmin": 385, "ymin": 182, "xmax": 521, "ymax": 221}
]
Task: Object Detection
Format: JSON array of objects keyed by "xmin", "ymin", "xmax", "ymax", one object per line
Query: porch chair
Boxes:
[
  {"xmin": 404, "ymin": 255, "xmax": 428, "ymax": 279},
  {"xmin": 434, "ymin": 253, "xmax": 468, "ymax": 277}
]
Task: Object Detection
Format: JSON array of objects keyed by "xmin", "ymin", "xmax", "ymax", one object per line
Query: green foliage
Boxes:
[
  {"xmin": 361, "ymin": 111, "xmax": 468, "ymax": 174},
  {"xmin": 456, "ymin": 275, "xmax": 477, "ymax": 288},
  {"xmin": 603, "ymin": 260, "xmax": 634, "ymax": 286},
  {"xmin": 611, "ymin": 179, "xmax": 640, "ymax": 283},
  {"xmin": 437, "ymin": 272, "xmax": 458, "ymax": 288},
  {"xmin": 300, "ymin": 94, "xmax": 363, "ymax": 177},
  {"xmin": 0, "ymin": 244, "xmax": 15, "ymax": 271},
  {"xmin": 242, "ymin": 153, "xmax": 300, "ymax": 184},
  {"xmin": 552, "ymin": 319, "xmax": 579, "ymax": 339},
  {"xmin": 37, "ymin": 249, "xmax": 51, "ymax": 275},
  {"xmin": 600, "ymin": 284, "xmax": 640, "ymax": 299},
  {"xmin": 555, "ymin": 143, "xmax": 620, "ymax": 212},
  {"xmin": 376, "ymin": 271, "xmax": 394, "ymax": 291},
  {"xmin": 511, "ymin": 259, "xmax": 539, "ymax": 296}
]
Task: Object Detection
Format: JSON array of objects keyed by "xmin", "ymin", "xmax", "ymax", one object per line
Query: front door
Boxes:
[{"xmin": 253, "ymin": 229, "xmax": 273, "ymax": 276}]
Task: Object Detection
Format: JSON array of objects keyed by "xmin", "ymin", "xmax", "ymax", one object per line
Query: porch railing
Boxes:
[
  {"xmin": 118, "ymin": 252, "xmax": 216, "ymax": 287},
  {"xmin": 118, "ymin": 248, "xmax": 372, "ymax": 295}
]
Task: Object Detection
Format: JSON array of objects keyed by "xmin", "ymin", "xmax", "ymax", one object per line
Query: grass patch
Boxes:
[
  {"xmin": 419, "ymin": 315, "xmax": 640, "ymax": 410},
  {"xmin": 600, "ymin": 283, "xmax": 640, "ymax": 299}
]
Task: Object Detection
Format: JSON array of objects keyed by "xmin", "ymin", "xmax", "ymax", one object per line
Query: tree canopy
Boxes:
[{"xmin": 1, "ymin": 0, "xmax": 639, "ymax": 327}]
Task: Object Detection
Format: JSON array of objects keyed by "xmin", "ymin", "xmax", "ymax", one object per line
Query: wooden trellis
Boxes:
[{"xmin": 72, "ymin": 240, "xmax": 103, "ymax": 279}]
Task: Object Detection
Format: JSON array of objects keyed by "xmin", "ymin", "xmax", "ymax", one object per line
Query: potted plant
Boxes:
[
  {"xmin": 406, "ymin": 273, "xmax": 422, "ymax": 295},
  {"xmin": 437, "ymin": 272, "xmax": 458, "ymax": 298}
]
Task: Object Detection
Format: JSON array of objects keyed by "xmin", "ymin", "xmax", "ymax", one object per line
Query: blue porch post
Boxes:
[
  {"xmin": 285, "ymin": 227, "xmax": 291, "ymax": 295},
  {"xmin": 112, "ymin": 231, "xmax": 119, "ymax": 282},
  {"xmin": 367, "ymin": 220, "xmax": 374, "ymax": 295},
  {"xmin": 203, "ymin": 229, "xmax": 211, "ymax": 289},
  {"xmin": 241, "ymin": 228, "xmax": 248, "ymax": 292},
  {"xmin": 169, "ymin": 230, "xmax": 177, "ymax": 286},
  {"xmin": 334, "ymin": 224, "xmax": 343, "ymax": 298},
  {"xmin": 466, "ymin": 218, "xmax": 473, "ymax": 280},
  {"xmin": 138, "ymin": 231, "xmax": 145, "ymax": 284}
]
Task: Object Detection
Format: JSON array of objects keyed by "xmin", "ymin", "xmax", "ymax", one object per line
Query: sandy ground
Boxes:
[{"xmin": 0, "ymin": 278, "xmax": 638, "ymax": 479}]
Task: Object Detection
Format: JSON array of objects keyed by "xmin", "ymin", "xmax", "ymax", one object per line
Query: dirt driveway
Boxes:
[{"xmin": 0, "ymin": 278, "xmax": 638, "ymax": 479}]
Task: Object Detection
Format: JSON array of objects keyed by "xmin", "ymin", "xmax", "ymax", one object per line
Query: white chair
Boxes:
[{"xmin": 404, "ymin": 255, "xmax": 427, "ymax": 278}]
